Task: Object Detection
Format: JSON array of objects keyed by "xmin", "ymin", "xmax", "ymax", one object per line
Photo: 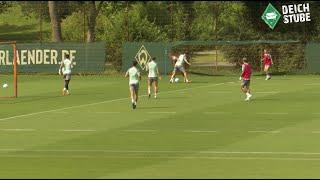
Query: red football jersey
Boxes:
[
  {"xmin": 263, "ymin": 53, "xmax": 272, "ymax": 65},
  {"xmin": 241, "ymin": 63, "xmax": 251, "ymax": 80}
]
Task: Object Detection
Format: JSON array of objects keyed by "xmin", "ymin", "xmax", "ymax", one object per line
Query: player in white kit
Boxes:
[
  {"xmin": 125, "ymin": 61, "xmax": 141, "ymax": 109},
  {"xmin": 170, "ymin": 52, "xmax": 191, "ymax": 83},
  {"xmin": 59, "ymin": 54, "xmax": 73, "ymax": 96},
  {"xmin": 146, "ymin": 57, "xmax": 161, "ymax": 99}
]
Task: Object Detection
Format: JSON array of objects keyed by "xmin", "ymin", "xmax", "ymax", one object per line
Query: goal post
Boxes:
[{"xmin": 0, "ymin": 41, "xmax": 18, "ymax": 98}]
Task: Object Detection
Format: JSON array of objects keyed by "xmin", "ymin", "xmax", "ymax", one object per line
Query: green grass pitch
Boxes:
[{"xmin": 0, "ymin": 74, "xmax": 320, "ymax": 178}]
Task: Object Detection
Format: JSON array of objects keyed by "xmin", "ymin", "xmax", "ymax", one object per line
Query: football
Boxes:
[
  {"xmin": 2, "ymin": 83, "xmax": 8, "ymax": 88},
  {"xmin": 174, "ymin": 78, "xmax": 179, "ymax": 83}
]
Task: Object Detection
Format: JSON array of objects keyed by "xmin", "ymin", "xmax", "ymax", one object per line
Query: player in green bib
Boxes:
[{"xmin": 146, "ymin": 57, "xmax": 161, "ymax": 99}]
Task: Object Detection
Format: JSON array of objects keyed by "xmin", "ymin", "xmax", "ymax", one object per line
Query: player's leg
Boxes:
[
  {"xmin": 64, "ymin": 74, "xmax": 71, "ymax": 95},
  {"xmin": 244, "ymin": 80, "xmax": 252, "ymax": 100},
  {"xmin": 65, "ymin": 80, "xmax": 70, "ymax": 94},
  {"xmin": 182, "ymin": 71, "xmax": 186, "ymax": 82},
  {"xmin": 183, "ymin": 72, "xmax": 190, "ymax": 83},
  {"xmin": 267, "ymin": 65, "xmax": 271, "ymax": 80},
  {"xmin": 62, "ymin": 75, "xmax": 67, "ymax": 96},
  {"xmin": 147, "ymin": 78, "xmax": 151, "ymax": 98},
  {"xmin": 154, "ymin": 78, "xmax": 158, "ymax": 98},
  {"xmin": 181, "ymin": 67, "xmax": 191, "ymax": 83},
  {"xmin": 240, "ymin": 85, "xmax": 247, "ymax": 93},
  {"xmin": 170, "ymin": 67, "xmax": 177, "ymax": 83},
  {"xmin": 129, "ymin": 85, "xmax": 135, "ymax": 109},
  {"xmin": 264, "ymin": 65, "xmax": 271, "ymax": 80}
]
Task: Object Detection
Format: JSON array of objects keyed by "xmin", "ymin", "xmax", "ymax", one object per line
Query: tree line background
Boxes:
[{"xmin": 0, "ymin": 1, "xmax": 319, "ymax": 73}]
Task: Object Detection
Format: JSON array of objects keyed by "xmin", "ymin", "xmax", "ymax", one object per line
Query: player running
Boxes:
[
  {"xmin": 169, "ymin": 52, "xmax": 191, "ymax": 83},
  {"xmin": 125, "ymin": 61, "xmax": 141, "ymax": 109},
  {"xmin": 59, "ymin": 54, "xmax": 73, "ymax": 96},
  {"xmin": 261, "ymin": 49, "xmax": 273, "ymax": 80},
  {"xmin": 146, "ymin": 57, "xmax": 161, "ymax": 99},
  {"xmin": 239, "ymin": 57, "xmax": 253, "ymax": 101}
]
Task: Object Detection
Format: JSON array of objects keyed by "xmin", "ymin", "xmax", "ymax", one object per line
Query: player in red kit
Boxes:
[
  {"xmin": 261, "ymin": 49, "xmax": 273, "ymax": 80},
  {"xmin": 239, "ymin": 57, "xmax": 252, "ymax": 101}
]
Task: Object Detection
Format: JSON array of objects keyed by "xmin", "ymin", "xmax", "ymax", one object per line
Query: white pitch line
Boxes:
[
  {"xmin": 0, "ymin": 81, "xmax": 235, "ymax": 122},
  {"xmin": 312, "ymin": 131, "xmax": 320, "ymax": 134},
  {"xmin": 61, "ymin": 129, "xmax": 96, "ymax": 132},
  {"xmin": 0, "ymin": 129, "xmax": 35, "ymax": 131}
]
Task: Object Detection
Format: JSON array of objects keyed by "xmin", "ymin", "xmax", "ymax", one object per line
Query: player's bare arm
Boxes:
[
  {"xmin": 184, "ymin": 57, "xmax": 191, "ymax": 65},
  {"xmin": 59, "ymin": 61, "xmax": 64, "ymax": 75}
]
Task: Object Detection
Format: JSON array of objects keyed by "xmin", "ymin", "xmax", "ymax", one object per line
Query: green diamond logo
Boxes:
[
  {"xmin": 135, "ymin": 45, "xmax": 151, "ymax": 71},
  {"xmin": 261, "ymin": 3, "xmax": 281, "ymax": 30}
]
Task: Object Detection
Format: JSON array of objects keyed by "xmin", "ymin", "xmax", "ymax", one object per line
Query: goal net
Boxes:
[{"xmin": 0, "ymin": 41, "xmax": 18, "ymax": 98}]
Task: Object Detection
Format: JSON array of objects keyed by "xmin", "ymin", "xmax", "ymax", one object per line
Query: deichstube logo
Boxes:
[
  {"xmin": 261, "ymin": 3, "xmax": 281, "ymax": 30},
  {"xmin": 261, "ymin": 3, "xmax": 311, "ymax": 30},
  {"xmin": 135, "ymin": 45, "xmax": 151, "ymax": 71}
]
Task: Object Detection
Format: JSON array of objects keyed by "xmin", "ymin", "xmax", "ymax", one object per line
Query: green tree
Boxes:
[
  {"xmin": 95, "ymin": 1, "xmax": 168, "ymax": 69},
  {"xmin": 0, "ymin": 1, "xmax": 13, "ymax": 13},
  {"xmin": 48, "ymin": 1, "xmax": 62, "ymax": 42}
]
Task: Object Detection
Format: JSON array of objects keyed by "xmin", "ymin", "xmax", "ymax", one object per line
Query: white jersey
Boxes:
[
  {"xmin": 62, "ymin": 58, "xmax": 72, "ymax": 75},
  {"xmin": 175, "ymin": 54, "xmax": 187, "ymax": 67},
  {"xmin": 147, "ymin": 61, "xmax": 158, "ymax": 78},
  {"xmin": 126, "ymin": 67, "xmax": 140, "ymax": 85}
]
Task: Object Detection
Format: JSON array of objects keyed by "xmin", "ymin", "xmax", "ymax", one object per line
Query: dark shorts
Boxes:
[
  {"xmin": 63, "ymin": 74, "xmax": 71, "ymax": 80},
  {"xmin": 241, "ymin": 80, "xmax": 250, "ymax": 88},
  {"xmin": 148, "ymin": 77, "xmax": 158, "ymax": 84},
  {"xmin": 130, "ymin": 83, "xmax": 139, "ymax": 92},
  {"xmin": 173, "ymin": 65, "xmax": 186, "ymax": 73}
]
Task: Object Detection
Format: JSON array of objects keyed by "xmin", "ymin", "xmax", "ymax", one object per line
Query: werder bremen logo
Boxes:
[
  {"xmin": 135, "ymin": 45, "xmax": 151, "ymax": 70},
  {"xmin": 261, "ymin": 3, "xmax": 281, "ymax": 29}
]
